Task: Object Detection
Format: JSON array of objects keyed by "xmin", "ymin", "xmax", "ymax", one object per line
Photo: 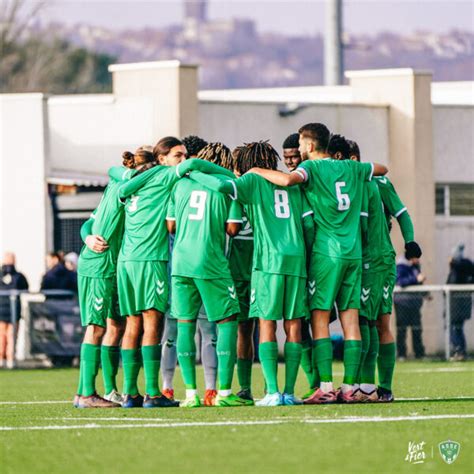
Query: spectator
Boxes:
[
  {"xmin": 64, "ymin": 252, "xmax": 78, "ymax": 273},
  {"xmin": 0, "ymin": 252, "xmax": 28, "ymax": 369},
  {"xmin": 394, "ymin": 253, "xmax": 426, "ymax": 359},
  {"xmin": 447, "ymin": 243, "xmax": 474, "ymax": 361},
  {"xmin": 41, "ymin": 251, "xmax": 77, "ymax": 295}
]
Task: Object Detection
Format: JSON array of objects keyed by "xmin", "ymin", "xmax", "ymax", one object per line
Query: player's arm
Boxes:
[
  {"xmin": 80, "ymin": 214, "xmax": 108, "ymax": 253},
  {"xmin": 119, "ymin": 165, "xmax": 162, "ymax": 199},
  {"xmin": 360, "ymin": 184, "xmax": 369, "ymax": 238},
  {"xmin": 108, "ymin": 166, "xmax": 135, "ymax": 182},
  {"xmin": 166, "ymin": 190, "xmax": 177, "ymax": 234},
  {"xmin": 372, "ymin": 163, "xmax": 388, "ymax": 176},
  {"xmin": 178, "ymin": 159, "xmax": 235, "ymax": 179},
  {"xmin": 188, "ymin": 171, "xmax": 235, "ymax": 196},
  {"xmin": 226, "ymin": 200, "xmax": 243, "ymax": 237},
  {"xmin": 246, "ymin": 168, "xmax": 304, "ymax": 186}
]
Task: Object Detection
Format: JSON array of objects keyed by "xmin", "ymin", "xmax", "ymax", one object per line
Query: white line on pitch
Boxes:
[
  {"xmin": 1, "ymin": 414, "xmax": 473, "ymax": 431},
  {"xmin": 0, "ymin": 400, "xmax": 70, "ymax": 405}
]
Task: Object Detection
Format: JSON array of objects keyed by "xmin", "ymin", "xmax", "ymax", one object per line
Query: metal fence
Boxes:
[{"xmin": 1, "ymin": 285, "xmax": 473, "ymax": 363}]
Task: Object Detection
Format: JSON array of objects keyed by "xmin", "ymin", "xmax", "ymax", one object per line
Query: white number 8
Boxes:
[
  {"xmin": 189, "ymin": 190, "xmax": 207, "ymax": 220},
  {"xmin": 335, "ymin": 181, "xmax": 350, "ymax": 211},
  {"xmin": 274, "ymin": 190, "xmax": 290, "ymax": 218}
]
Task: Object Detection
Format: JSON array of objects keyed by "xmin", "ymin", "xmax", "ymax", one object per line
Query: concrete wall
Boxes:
[
  {"xmin": 199, "ymin": 101, "xmax": 390, "ymax": 166},
  {"xmin": 0, "ymin": 94, "xmax": 50, "ymax": 291}
]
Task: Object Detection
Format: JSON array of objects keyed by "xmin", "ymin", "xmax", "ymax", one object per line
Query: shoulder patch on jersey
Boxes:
[{"xmin": 376, "ymin": 177, "xmax": 388, "ymax": 185}]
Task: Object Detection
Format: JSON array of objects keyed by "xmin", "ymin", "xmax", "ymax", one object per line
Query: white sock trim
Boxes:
[
  {"xmin": 218, "ymin": 389, "xmax": 232, "ymax": 397},
  {"xmin": 185, "ymin": 389, "xmax": 197, "ymax": 398}
]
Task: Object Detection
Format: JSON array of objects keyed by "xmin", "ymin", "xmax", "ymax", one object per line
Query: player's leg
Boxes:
[
  {"xmin": 197, "ymin": 315, "xmax": 218, "ymax": 406},
  {"xmin": 411, "ymin": 308, "xmax": 425, "ymax": 359},
  {"xmin": 300, "ymin": 318, "xmax": 318, "ymax": 399},
  {"xmin": 236, "ymin": 280, "xmax": 254, "ymax": 400},
  {"xmin": 0, "ymin": 321, "xmax": 7, "ymax": 368},
  {"xmin": 5, "ymin": 322, "xmax": 15, "ymax": 369},
  {"xmin": 173, "ymin": 276, "xmax": 201, "ymax": 407},
  {"xmin": 161, "ymin": 315, "xmax": 178, "ymax": 400},
  {"xmin": 198, "ymin": 277, "xmax": 252, "ymax": 407}
]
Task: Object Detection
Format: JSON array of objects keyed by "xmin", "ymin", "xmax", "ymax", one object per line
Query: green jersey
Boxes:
[
  {"xmin": 233, "ymin": 173, "xmax": 311, "ymax": 278},
  {"xmin": 375, "ymin": 176, "xmax": 407, "ymax": 227},
  {"xmin": 168, "ymin": 177, "xmax": 243, "ymax": 279},
  {"xmin": 361, "ymin": 180, "xmax": 395, "ymax": 270},
  {"xmin": 296, "ymin": 159, "xmax": 374, "ymax": 259},
  {"xmin": 228, "ymin": 210, "xmax": 254, "ymax": 282},
  {"xmin": 78, "ymin": 169, "xmax": 134, "ymax": 278},
  {"xmin": 119, "ymin": 165, "xmax": 181, "ymax": 262}
]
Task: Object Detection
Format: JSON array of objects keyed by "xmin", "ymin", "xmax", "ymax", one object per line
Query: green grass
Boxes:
[{"xmin": 1, "ymin": 361, "xmax": 473, "ymax": 474}]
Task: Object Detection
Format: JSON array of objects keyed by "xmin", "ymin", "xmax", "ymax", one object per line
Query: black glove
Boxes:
[{"xmin": 405, "ymin": 241, "xmax": 422, "ymax": 259}]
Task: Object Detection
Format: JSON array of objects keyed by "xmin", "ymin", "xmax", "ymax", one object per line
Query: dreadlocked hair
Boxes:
[
  {"xmin": 327, "ymin": 134, "xmax": 350, "ymax": 161},
  {"xmin": 235, "ymin": 140, "xmax": 280, "ymax": 175},
  {"xmin": 197, "ymin": 142, "xmax": 233, "ymax": 170},
  {"xmin": 182, "ymin": 135, "xmax": 208, "ymax": 158}
]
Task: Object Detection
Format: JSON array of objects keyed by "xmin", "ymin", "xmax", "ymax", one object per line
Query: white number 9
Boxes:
[{"xmin": 189, "ymin": 190, "xmax": 207, "ymax": 220}]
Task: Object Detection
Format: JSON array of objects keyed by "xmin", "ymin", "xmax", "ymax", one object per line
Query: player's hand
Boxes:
[
  {"xmin": 85, "ymin": 235, "xmax": 109, "ymax": 253},
  {"xmin": 405, "ymin": 241, "xmax": 422, "ymax": 259}
]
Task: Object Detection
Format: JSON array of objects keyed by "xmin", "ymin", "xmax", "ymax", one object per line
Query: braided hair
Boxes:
[
  {"xmin": 197, "ymin": 142, "xmax": 233, "ymax": 170},
  {"xmin": 234, "ymin": 140, "xmax": 280, "ymax": 175},
  {"xmin": 182, "ymin": 135, "xmax": 208, "ymax": 158}
]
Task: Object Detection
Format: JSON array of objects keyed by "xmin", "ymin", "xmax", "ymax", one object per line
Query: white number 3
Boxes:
[
  {"xmin": 335, "ymin": 182, "xmax": 350, "ymax": 211},
  {"xmin": 189, "ymin": 190, "xmax": 207, "ymax": 220},
  {"xmin": 274, "ymin": 190, "xmax": 290, "ymax": 218},
  {"xmin": 128, "ymin": 195, "xmax": 140, "ymax": 212}
]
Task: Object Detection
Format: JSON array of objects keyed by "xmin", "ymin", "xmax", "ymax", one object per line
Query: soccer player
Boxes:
[
  {"xmin": 282, "ymin": 133, "xmax": 317, "ymax": 398},
  {"xmin": 346, "ymin": 141, "xmax": 421, "ymax": 402},
  {"xmin": 247, "ymin": 124, "xmax": 388, "ymax": 404},
  {"xmin": 166, "ymin": 155, "xmax": 252, "ymax": 408},
  {"xmin": 190, "ymin": 141, "xmax": 315, "ymax": 406},
  {"xmin": 74, "ymin": 151, "xmax": 135, "ymax": 408},
  {"xmin": 115, "ymin": 139, "xmax": 228, "ymax": 408}
]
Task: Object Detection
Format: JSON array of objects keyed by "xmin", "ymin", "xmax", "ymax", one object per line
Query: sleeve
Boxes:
[
  {"xmin": 359, "ymin": 162, "xmax": 374, "ymax": 182},
  {"xmin": 301, "ymin": 193, "xmax": 314, "ymax": 219},
  {"xmin": 377, "ymin": 177, "xmax": 407, "ymax": 218},
  {"xmin": 295, "ymin": 161, "xmax": 311, "ymax": 184},
  {"xmin": 397, "ymin": 211, "xmax": 415, "ymax": 243},
  {"xmin": 166, "ymin": 187, "xmax": 176, "ymax": 221},
  {"xmin": 188, "ymin": 171, "xmax": 234, "ymax": 196},
  {"xmin": 80, "ymin": 216, "xmax": 95, "ymax": 243},
  {"xmin": 227, "ymin": 200, "xmax": 243, "ymax": 223},
  {"xmin": 119, "ymin": 166, "xmax": 162, "ymax": 198},
  {"xmin": 234, "ymin": 174, "xmax": 258, "ymax": 204},
  {"xmin": 360, "ymin": 183, "xmax": 369, "ymax": 236},
  {"xmin": 108, "ymin": 166, "xmax": 135, "ymax": 182},
  {"xmin": 17, "ymin": 274, "xmax": 29, "ymax": 291},
  {"xmin": 396, "ymin": 264, "xmax": 419, "ymax": 287}
]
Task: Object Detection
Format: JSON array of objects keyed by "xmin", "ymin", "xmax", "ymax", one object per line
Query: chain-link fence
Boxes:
[{"xmin": 1, "ymin": 286, "xmax": 473, "ymax": 365}]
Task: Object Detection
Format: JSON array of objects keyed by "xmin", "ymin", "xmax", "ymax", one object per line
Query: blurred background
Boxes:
[{"xmin": 0, "ymin": 0, "xmax": 473, "ymax": 366}]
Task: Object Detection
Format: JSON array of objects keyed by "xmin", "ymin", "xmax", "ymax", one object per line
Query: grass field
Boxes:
[{"xmin": 1, "ymin": 361, "xmax": 473, "ymax": 474}]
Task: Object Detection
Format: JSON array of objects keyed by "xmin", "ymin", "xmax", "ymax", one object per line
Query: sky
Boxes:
[{"xmin": 36, "ymin": 0, "xmax": 474, "ymax": 35}]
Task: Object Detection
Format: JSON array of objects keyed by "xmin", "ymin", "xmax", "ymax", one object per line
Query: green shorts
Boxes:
[
  {"xmin": 117, "ymin": 260, "xmax": 169, "ymax": 316},
  {"xmin": 171, "ymin": 276, "xmax": 240, "ymax": 322},
  {"xmin": 308, "ymin": 254, "xmax": 362, "ymax": 312},
  {"xmin": 379, "ymin": 263, "xmax": 396, "ymax": 316},
  {"xmin": 78, "ymin": 275, "xmax": 122, "ymax": 327},
  {"xmin": 360, "ymin": 270, "xmax": 385, "ymax": 321},
  {"xmin": 249, "ymin": 270, "xmax": 307, "ymax": 321}
]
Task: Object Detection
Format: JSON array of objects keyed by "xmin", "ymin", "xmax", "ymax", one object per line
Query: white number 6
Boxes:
[
  {"xmin": 335, "ymin": 182, "xmax": 350, "ymax": 211},
  {"xmin": 189, "ymin": 190, "xmax": 207, "ymax": 220}
]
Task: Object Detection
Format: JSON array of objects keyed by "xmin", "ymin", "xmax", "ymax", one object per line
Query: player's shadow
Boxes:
[{"xmin": 396, "ymin": 397, "xmax": 474, "ymax": 404}]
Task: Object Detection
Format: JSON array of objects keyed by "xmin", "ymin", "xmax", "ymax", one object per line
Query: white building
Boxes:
[{"xmin": 0, "ymin": 61, "xmax": 473, "ymax": 353}]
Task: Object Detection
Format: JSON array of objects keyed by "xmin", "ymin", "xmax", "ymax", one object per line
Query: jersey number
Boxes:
[
  {"xmin": 189, "ymin": 191, "xmax": 207, "ymax": 220},
  {"xmin": 274, "ymin": 190, "xmax": 290, "ymax": 218},
  {"xmin": 128, "ymin": 195, "xmax": 140, "ymax": 212},
  {"xmin": 335, "ymin": 182, "xmax": 350, "ymax": 211}
]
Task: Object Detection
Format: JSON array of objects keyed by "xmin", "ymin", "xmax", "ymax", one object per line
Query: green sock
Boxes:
[
  {"xmin": 101, "ymin": 345, "xmax": 120, "ymax": 395},
  {"xmin": 81, "ymin": 343, "xmax": 101, "ymax": 397},
  {"xmin": 237, "ymin": 358, "xmax": 252, "ymax": 391},
  {"xmin": 300, "ymin": 340, "xmax": 314, "ymax": 388},
  {"xmin": 142, "ymin": 344, "xmax": 162, "ymax": 397},
  {"xmin": 361, "ymin": 326, "xmax": 379, "ymax": 384},
  {"xmin": 343, "ymin": 340, "xmax": 362, "ymax": 385},
  {"xmin": 357, "ymin": 323, "xmax": 370, "ymax": 384},
  {"xmin": 177, "ymin": 322, "xmax": 197, "ymax": 389},
  {"xmin": 378, "ymin": 342, "xmax": 396, "ymax": 391},
  {"xmin": 314, "ymin": 338, "xmax": 333, "ymax": 382},
  {"xmin": 217, "ymin": 320, "xmax": 238, "ymax": 390},
  {"xmin": 77, "ymin": 358, "xmax": 84, "ymax": 396},
  {"xmin": 259, "ymin": 341, "xmax": 279, "ymax": 394},
  {"xmin": 283, "ymin": 342, "xmax": 302, "ymax": 395},
  {"xmin": 121, "ymin": 348, "xmax": 141, "ymax": 396}
]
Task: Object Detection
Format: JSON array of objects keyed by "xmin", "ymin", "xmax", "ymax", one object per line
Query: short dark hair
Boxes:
[
  {"xmin": 197, "ymin": 142, "xmax": 233, "ymax": 170},
  {"xmin": 153, "ymin": 136, "xmax": 183, "ymax": 160},
  {"xmin": 234, "ymin": 140, "xmax": 280, "ymax": 175},
  {"xmin": 327, "ymin": 134, "xmax": 350, "ymax": 160},
  {"xmin": 298, "ymin": 123, "xmax": 330, "ymax": 153},
  {"xmin": 346, "ymin": 139, "xmax": 360, "ymax": 160},
  {"xmin": 182, "ymin": 135, "xmax": 208, "ymax": 158},
  {"xmin": 282, "ymin": 133, "xmax": 300, "ymax": 149}
]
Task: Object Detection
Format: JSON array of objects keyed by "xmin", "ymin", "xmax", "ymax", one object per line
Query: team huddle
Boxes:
[{"xmin": 73, "ymin": 122, "xmax": 422, "ymax": 408}]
